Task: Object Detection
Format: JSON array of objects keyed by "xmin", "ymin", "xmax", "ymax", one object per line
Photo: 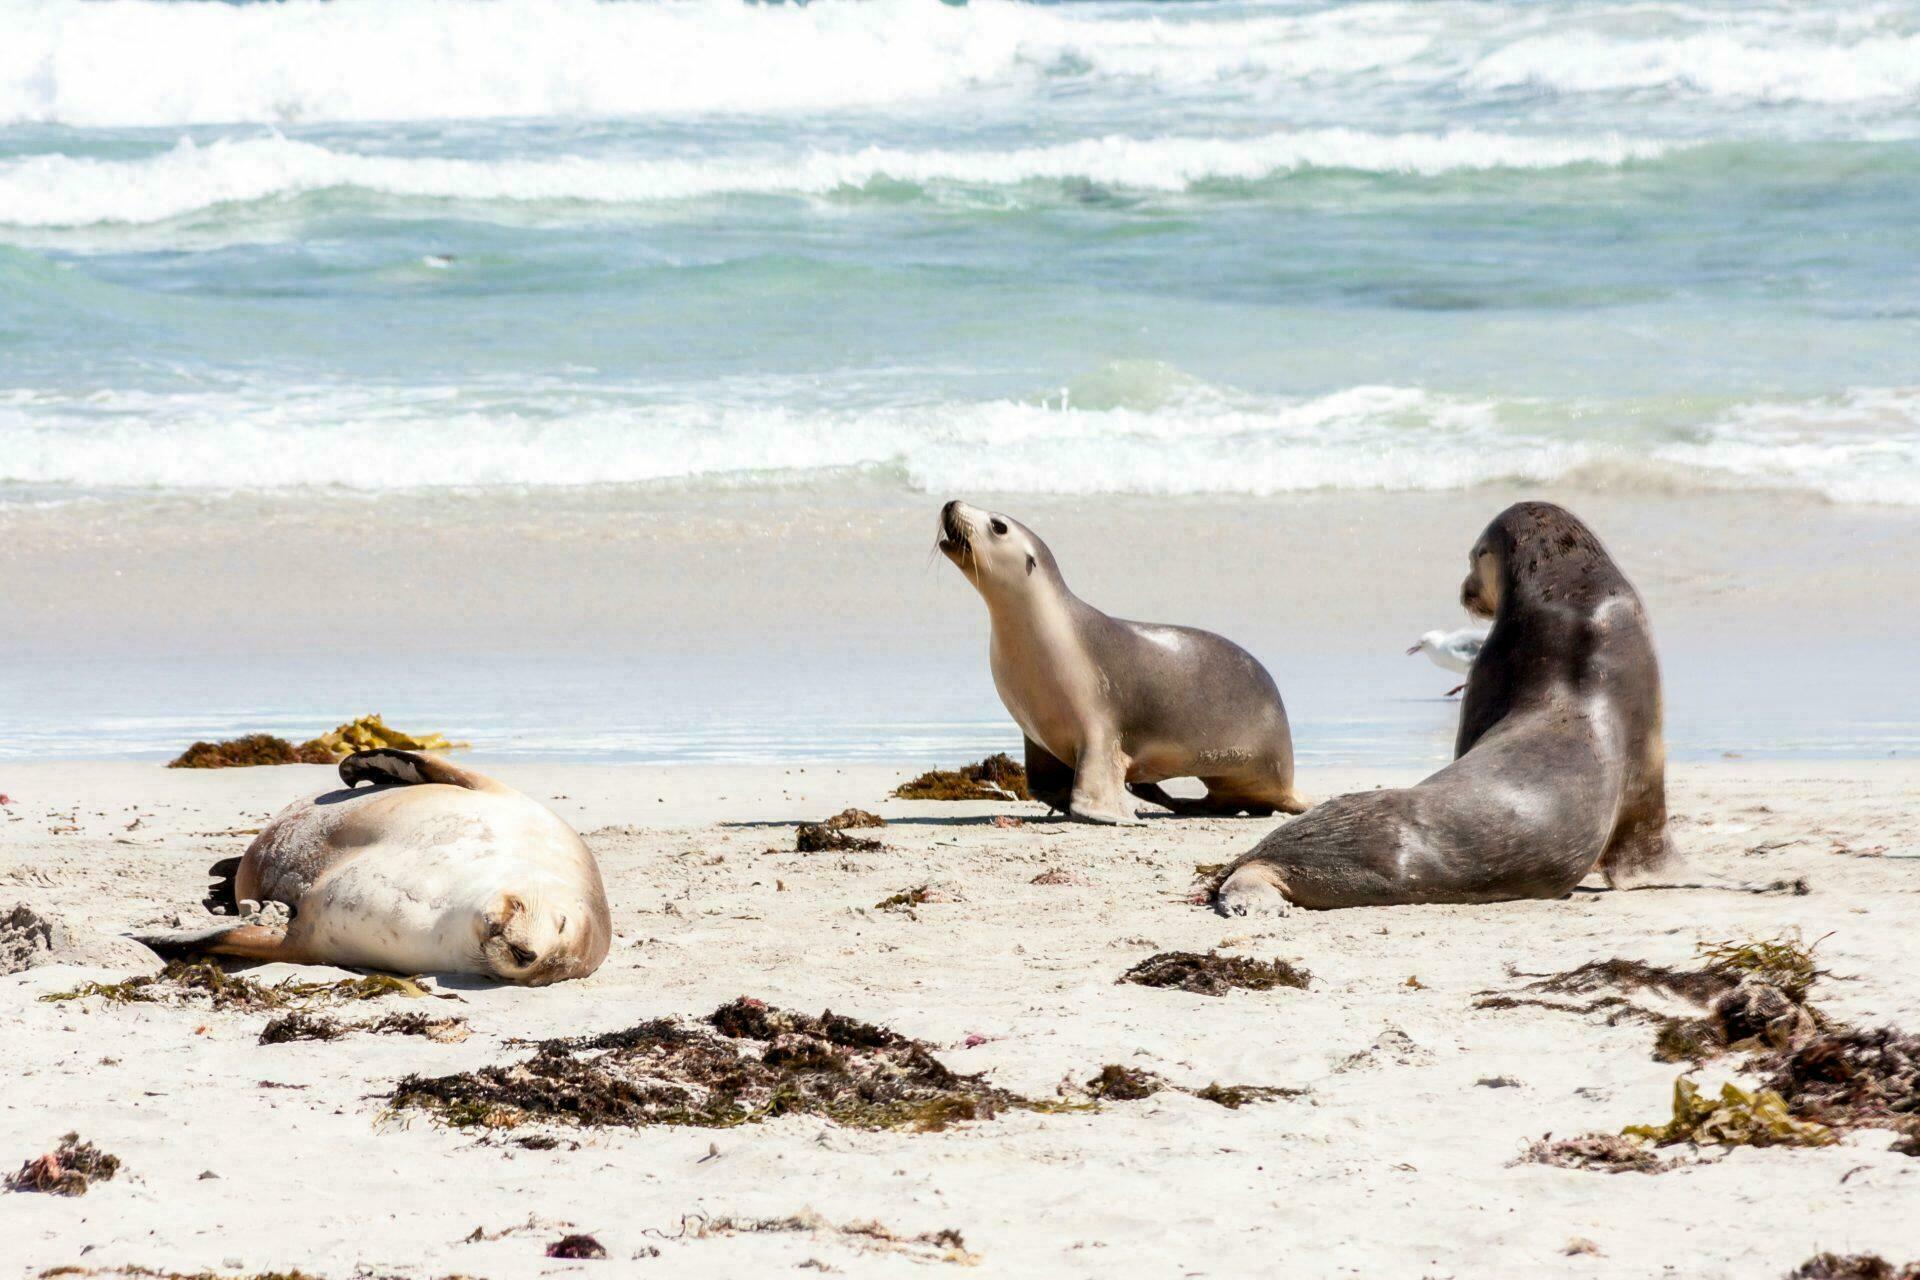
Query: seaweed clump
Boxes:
[
  {"xmin": 1762, "ymin": 1026, "xmax": 1920, "ymax": 1145},
  {"xmin": 259, "ymin": 1009, "xmax": 467, "ymax": 1045},
  {"xmin": 823, "ymin": 808, "xmax": 885, "ymax": 830},
  {"xmin": 1696, "ymin": 929, "xmax": 1823, "ymax": 1002},
  {"xmin": 1191, "ymin": 1082, "xmax": 1306, "ymax": 1109},
  {"xmin": 1492, "ymin": 935, "xmax": 1823, "ymax": 1066},
  {"xmin": 168, "ymin": 735, "xmax": 334, "ymax": 769},
  {"xmin": 43, "ymin": 961, "xmax": 432, "ymax": 1012},
  {"xmin": 1516, "ymin": 1133, "xmax": 1669, "ymax": 1175},
  {"xmin": 41, "ymin": 960, "xmax": 288, "ymax": 1010},
  {"xmin": 689, "ymin": 1212, "xmax": 978, "ymax": 1265},
  {"xmin": 1080, "ymin": 1064, "xmax": 1301, "ymax": 1109},
  {"xmin": 259, "ymin": 1012, "xmax": 345, "ymax": 1044},
  {"xmin": 875, "ymin": 885, "xmax": 933, "ymax": 914},
  {"xmin": 1497, "ymin": 935, "xmax": 1920, "ymax": 1161},
  {"xmin": 893, "ymin": 754, "xmax": 1030, "ymax": 802},
  {"xmin": 1085, "ymin": 1064, "xmax": 1165, "ymax": 1101},
  {"xmin": 298, "ymin": 714, "xmax": 466, "ymax": 761},
  {"xmin": 7, "ymin": 1133, "xmax": 121, "ymax": 1196},
  {"xmin": 1624, "ymin": 1078, "xmax": 1833, "ymax": 1149},
  {"xmin": 1789, "ymin": 1256, "xmax": 1920, "ymax": 1280},
  {"xmin": 1120, "ymin": 950, "xmax": 1311, "ymax": 997},
  {"xmin": 546, "ymin": 1234, "xmax": 608, "ymax": 1260},
  {"xmin": 796, "ymin": 824, "xmax": 882, "ymax": 854},
  {"xmin": 390, "ymin": 997, "xmax": 1043, "ymax": 1134}
]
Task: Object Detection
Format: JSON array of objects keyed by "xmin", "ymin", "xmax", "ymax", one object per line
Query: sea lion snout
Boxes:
[
  {"xmin": 938, "ymin": 499, "xmax": 976, "ymax": 558},
  {"xmin": 1461, "ymin": 547, "xmax": 1499, "ymax": 619}
]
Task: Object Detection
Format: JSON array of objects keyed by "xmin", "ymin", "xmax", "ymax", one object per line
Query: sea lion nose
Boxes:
[{"xmin": 508, "ymin": 942, "xmax": 538, "ymax": 966}]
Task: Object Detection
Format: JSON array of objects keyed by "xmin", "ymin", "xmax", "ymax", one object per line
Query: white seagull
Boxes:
[{"xmin": 1407, "ymin": 627, "xmax": 1489, "ymax": 696}]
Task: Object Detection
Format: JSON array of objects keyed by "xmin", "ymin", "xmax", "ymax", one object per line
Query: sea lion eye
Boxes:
[
  {"xmin": 556, "ymin": 915, "xmax": 567, "ymax": 934},
  {"xmin": 990, "ymin": 518, "xmax": 1008, "ymax": 536}
]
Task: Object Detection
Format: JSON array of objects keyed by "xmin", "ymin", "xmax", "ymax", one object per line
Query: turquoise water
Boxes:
[
  {"xmin": 3, "ymin": 0, "xmax": 1918, "ymax": 504},
  {"xmin": 2, "ymin": 0, "xmax": 1918, "ymax": 762}
]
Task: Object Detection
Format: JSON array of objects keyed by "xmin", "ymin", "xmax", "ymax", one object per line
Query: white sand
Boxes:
[{"xmin": 3, "ymin": 759, "xmax": 1918, "ymax": 1278}]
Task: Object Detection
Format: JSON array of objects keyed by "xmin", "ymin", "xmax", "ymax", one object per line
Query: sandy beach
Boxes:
[{"xmin": 4, "ymin": 757, "xmax": 1916, "ymax": 1278}]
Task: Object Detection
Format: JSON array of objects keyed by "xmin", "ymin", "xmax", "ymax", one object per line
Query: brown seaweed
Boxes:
[
  {"xmin": 167, "ymin": 735, "xmax": 333, "ymax": 769},
  {"xmin": 390, "ymin": 998, "xmax": 1062, "ymax": 1133},
  {"xmin": 7, "ymin": 1133, "xmax": 121, "ymax": 1196},
  {"xmin": 892, "ymin": 754, "xmax": 1030, "ymax": 801},
  {"xmin": 1120, "ymin": 950, "xmax": 1311, "ymax": 996},
  {"xmin": 1789, "ymin": 1256, "xmax": 1920, "ymax": 1280}
]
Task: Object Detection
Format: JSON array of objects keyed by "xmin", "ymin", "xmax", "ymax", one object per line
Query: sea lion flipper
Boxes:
[
  {"xmin": 339, "ymin": 749, "xmax": 499, "ymax": 793},
  {"xmin": 203, "ymin": 856, "xmax": 242, "ymax": 915},
  {"xmin": 128, "ymin": 921, "xmax": 303, "ymax": 964},
  {"xmin": 1022, "ymin": 737, "xmax": 1073, "ymax": 814}
]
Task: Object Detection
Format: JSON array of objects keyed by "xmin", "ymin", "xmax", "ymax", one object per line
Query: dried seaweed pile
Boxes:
[
  {"xmin": 1492, "ymin": 932, "xmax": 1919, "ymax": 1161},
  {"xmin": 167, "ymin": 735, "xmax": 334, "ymax": 769},
  {"xmin": 1789, "ymin": 1255, "xmax": 1920, "ymax": 1280},
  {"xmin": 260, "ymin": 1010, "xmax": 468, "ymax": 1045},
  {"xmin": 1120, "ymin": 950, "xmax": 1311, "ymax": 996},
  {"xmin": 167, "ymin": 714, "xmax": 465, "ymax": 769},
  {"xmin": 795, "ymin": 808, "xmax": 887, "ymax": 854},
  {"xmin": 41, "ymin": 961, "xmax": 431, "ymax": 1012},
  {"xmin": 391, "ymin": 998, "xmax": 1054, "ymax": 1133},
  {"xmin": 892, "ymin": 754, "xmax": 1030, "ymax": 801},
  {"xmin": 6, "ymin": 1133, "xmax": 120, "ymax": 1197}
]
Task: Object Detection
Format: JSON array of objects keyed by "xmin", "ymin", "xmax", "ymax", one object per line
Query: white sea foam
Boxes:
[
  {"xmin": 0, "ymin": 130, "xmax": 1673, "ymax": 227},
  {"xmin": 1, "ymin": 0, "xmax": 1911, "ymax": 128},
  {"xmin": 3, "ymin": 378, "xmax": 1915, "ymax": 505},
  {"xmin": 1468, "ymin": 31, "xmax": 1920, "ymax": 104}
]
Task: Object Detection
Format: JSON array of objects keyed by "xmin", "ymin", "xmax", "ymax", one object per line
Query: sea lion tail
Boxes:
[
  {"xmin": 127, "ymin": 921, "xmax": 302, "ymax": 964},
  {"xmin": 338, "ymin": 748, "xmax": 502, "ymax": 793}
]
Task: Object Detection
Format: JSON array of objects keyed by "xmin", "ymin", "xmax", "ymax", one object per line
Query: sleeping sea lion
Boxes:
[{"xmin": 135, "ymin": 751, "xmax": 610, "ymax": 985}]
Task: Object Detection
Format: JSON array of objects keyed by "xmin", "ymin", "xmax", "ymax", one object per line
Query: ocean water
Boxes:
[{"xmin": 2, "ymin": 0, "xmax": 1917, "ymax": 762}]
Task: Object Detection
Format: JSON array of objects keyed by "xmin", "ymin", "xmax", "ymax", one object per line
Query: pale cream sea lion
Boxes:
[
  {"xmin": 938, "ymin": 500, "xmax": 1307, "ymax": 825},
  {"xmin": 1217, "ymin": 501, "xmax": 1677, "ymax": 915},
  {"xmin": 137, "ymin": 750, "xmax": 610, "ymax": 985}
]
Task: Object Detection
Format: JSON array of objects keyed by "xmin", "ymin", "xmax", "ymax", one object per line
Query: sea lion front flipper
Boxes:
[
  {"xmin": 1022, "ymin": 737, "xmax": 1073, "ymax": 814},
  {"xmin": 127, "ymin": 921, "xmax": 306, "ymax": 964},
  {"xmin": 1066, "ymin": 734, "xmax": 1141, "ymax": 826},
  {"xmin": 339, "ymin": 749, "xmax": 501, "ymax": 793}
]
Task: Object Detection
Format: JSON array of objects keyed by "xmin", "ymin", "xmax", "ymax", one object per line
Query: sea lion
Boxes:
[
  {"xmin": 1216, "ymin": 501, "xmax": 1676, "ymax": 915},
  {"xmin": 135, "ymin": 751, "xmax": 610, "ymax": 985},
  {"xmin": 937, "ymin": 500, "xmax": 1307, "ymax": 825}
]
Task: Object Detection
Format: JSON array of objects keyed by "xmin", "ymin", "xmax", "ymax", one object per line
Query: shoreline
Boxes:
[{"xmin": 4, "ymin": 484, "xmax": 1918, "ymax": 765}]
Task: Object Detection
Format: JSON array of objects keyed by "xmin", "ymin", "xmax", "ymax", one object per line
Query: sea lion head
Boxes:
[
  {"xmin": 937, "ymin": 500, "xmax": 1060, "ymax": 600},
  {"xmin": 1462, "ymin": 500, "xmax": 1619, "ymax": 621},
  {"xmin": 477, "ymin": 888, "xmax": 606, "ymax": 987}
]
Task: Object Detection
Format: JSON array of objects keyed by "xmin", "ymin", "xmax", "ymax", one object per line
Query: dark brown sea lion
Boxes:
[{"xmin": 1217, "ymin": 501, "xmax": 1676, "ymax": 914}]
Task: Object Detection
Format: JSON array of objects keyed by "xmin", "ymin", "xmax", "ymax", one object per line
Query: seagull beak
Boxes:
[{"xmin": 1405, "ymin": 644, "xmax": 1420, "ymax": 656}]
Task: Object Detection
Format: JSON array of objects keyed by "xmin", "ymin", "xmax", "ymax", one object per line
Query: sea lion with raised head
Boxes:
[
  {"xmin": 1216, "ymin": 501, "xmax": 1676, "ymax": 915},
  {"xmin": 938, "ymin": 500, "xmax": 1307, "ymax": 825},
  {"xmin": 135, "ymin": 751, "xmax": 610, "ymax": 985}
]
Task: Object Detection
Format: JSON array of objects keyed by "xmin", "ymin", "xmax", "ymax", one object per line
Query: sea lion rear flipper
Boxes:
[
  {"xmin": 203, "ymin": 856, "xmax": 242, "ymax": 915},
  {"xmin": 339, "ymin": 748, "xmax": 500, "ymax": 793},
  {"xmin": 127, "ymin": 921, "xmax": 303, "ymax": 964}
]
